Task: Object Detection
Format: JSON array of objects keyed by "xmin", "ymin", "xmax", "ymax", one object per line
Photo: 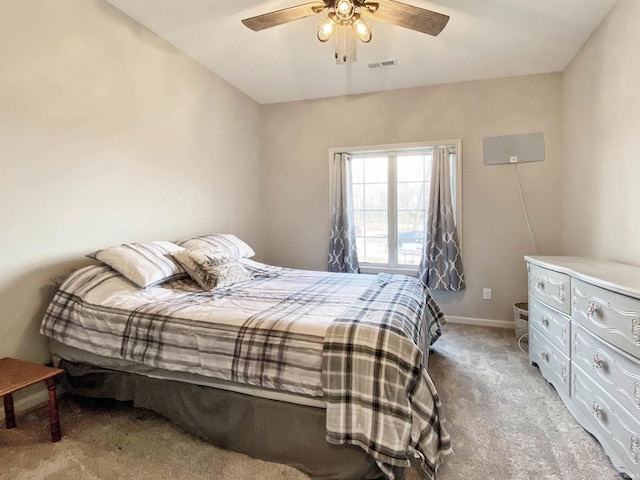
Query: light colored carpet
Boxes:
[
  {"xmin": 413, "ymin": 324, "xmax": 622, "ymax": 480},
  {"xmin": 0, "ymin": 324, "xmax": 623, "ymax": 480}
]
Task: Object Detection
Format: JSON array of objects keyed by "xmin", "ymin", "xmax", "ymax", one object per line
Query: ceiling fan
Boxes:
[{"xmin": 242, "ymin": 0, "xmax": 449, "ymax": 64}]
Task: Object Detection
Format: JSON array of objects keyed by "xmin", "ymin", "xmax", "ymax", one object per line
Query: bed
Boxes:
[{"xmin": 39, "ymin": 236, "xmax": 451, "ymax": 480}]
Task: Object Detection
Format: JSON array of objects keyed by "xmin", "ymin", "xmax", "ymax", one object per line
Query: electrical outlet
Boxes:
[
  {"xmin": 509, "ymin": 156, "xmax": 518, "ymax": 163},
  {"xmin": 483, "ymin": 288, "xmax": 492, "ymax": 300}
]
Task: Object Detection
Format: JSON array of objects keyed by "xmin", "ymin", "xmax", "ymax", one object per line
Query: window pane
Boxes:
[
  {"xmin": 396, "ymin": 152, "xmax": 429, "ymax": 268},
  {"xmin": 364, "ymin": 237, "xmax": 388, "ymax": 264},
  {"xmin": 398, "ymin": 246, "xmax": 422, "ymax": 266},
  {"xmin": 363, "ymin": 157, "xmax": 387, "ymax": 183},
  {"xmin": 364, "ymin": 210, "xmax": 388, "ymax": 237},
  {"xmin": 364, "ymin": 183, "xmax": 387, "ymax": 210},
  {"xmin": 353, "ymin": 210, "xmax": 365, "ymax": 237},
  {"xmin": 397, "ymin": 155, "xmax": 428, "ymax": 182},
  {"xmin": 397, "ymin": 210, "xmax": 425, "ymax": 236},
  {"xmin": 397, "ymin": 182, "xmax": 427, "ymax": 211},
  {"xmin": 397, "ymin": 211, "xmax": 424, "ymax": 266},
  {"xmin": 351, "ymin": 158, "xmax": 364, "ymax": 184},
  {"xmin": 356, "ymin": 237, "xmax": 365, "ymax": 259},
  {"xmin": 352, "ymin": 184, "xmax": 364, "ymax": 210}
]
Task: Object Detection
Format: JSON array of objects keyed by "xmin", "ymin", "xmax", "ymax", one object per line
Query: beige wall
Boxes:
[
  {"xmin": 562, "ymin": 0, "xmax": 640, "ymax": 266},
  {"xmin": 261, "ymin": 74, "xmax": 564, "ymax": 322},
  {"xmin": 0, "ymin": 0, "xmax": 262, "ymax": 363}
]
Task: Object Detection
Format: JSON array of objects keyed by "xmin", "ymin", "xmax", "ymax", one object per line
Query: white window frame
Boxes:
[{"xmin": 328, "ymin": 139, "xmax": 463, "ymax": 275}]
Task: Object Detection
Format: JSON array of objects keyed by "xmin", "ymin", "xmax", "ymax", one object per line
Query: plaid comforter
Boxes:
[
  {"xmin": 40, "ymin": 260, "xmax": 449, "ymax": 478},
  {"xmin": 323, "ymin": 273, "xmax": 451, "ymax": 479}
]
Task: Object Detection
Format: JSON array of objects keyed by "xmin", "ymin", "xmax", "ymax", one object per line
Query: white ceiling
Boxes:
[{"xmin": 104, "ymin": 0, "xmax": 617, "ymax": 105}]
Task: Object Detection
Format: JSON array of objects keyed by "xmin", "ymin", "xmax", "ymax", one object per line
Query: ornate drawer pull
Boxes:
[
  {"xmin": 632, "ymin": 436, "xmax": 640, "ymax": 462},
  {"xmin": 593, "ymin": 354, "xmax": 604, "ymax": 369},
  {"xmin": 587, "ymin": 302, "xmax": 597, "ymax": 318},
  {"xmin": 633, "ymin": 318, "xmax": 640, "ymax": 342},
  {"xmin": 592, "ymin": 402, "xmax": 602, "ymax": 418},
  {"xmin": 536, "ymin": 280, "xmax": 544, "ymax": 290},
  {"xmin": 540, "ymin": 350, "xmax": 549, "ymax": 362},
  {"xmin": 539, "ymin": 316, "xmax": 549, "ymax": 328}
]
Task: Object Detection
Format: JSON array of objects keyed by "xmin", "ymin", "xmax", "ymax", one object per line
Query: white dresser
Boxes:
[{"xmin": 526, "ymin": 256, "xmax": 640, "ymax": 478}]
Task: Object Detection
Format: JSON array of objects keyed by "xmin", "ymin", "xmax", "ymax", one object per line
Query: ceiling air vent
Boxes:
[{"xmin": 368, "ymin": 59, "xmax": 398, "ymax": 69}]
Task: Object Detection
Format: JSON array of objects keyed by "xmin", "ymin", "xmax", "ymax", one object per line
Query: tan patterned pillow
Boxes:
[
  {"xmin": 171, "ymin": 249, "xmax": 251, "ymax": 290},
  {"xmin": 177, "ymin": 234, "xmax": 255, "ymax": 260}
]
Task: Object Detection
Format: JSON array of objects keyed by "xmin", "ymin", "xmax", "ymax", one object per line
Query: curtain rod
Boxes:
[{"xmin": 348, "ymin": 146, "xmax": 456, "ymax": 158}]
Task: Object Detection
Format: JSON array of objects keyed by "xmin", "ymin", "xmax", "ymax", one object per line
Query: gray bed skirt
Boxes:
[{"xmin": 59, "ymin": 360, "xmax": 403, "ymax": 480}]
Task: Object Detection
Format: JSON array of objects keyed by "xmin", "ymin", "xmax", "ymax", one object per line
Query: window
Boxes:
[{"xmin": 330, "ymin": 140, "xmax": 461, "ymax": 274}]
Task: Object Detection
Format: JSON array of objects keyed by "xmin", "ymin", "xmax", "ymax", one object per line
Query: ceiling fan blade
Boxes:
[
  {"xmin": 242, "ymin": 2, "xmax": 328, "ymax": 32},
  {"xmin": 366, "ymin": 0, "xmax": 450, "ymax": 36}
]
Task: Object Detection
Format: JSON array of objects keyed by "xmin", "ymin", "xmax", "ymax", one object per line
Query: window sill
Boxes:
[{"xmin": 360, "ymin": 265, "xmax": 418, "ymax": 277}]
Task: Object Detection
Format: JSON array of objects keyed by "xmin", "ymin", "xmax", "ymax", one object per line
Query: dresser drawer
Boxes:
[
  {"xmin": 572, "ymin": 322, "xmax": 640, "ymax": 418},
  {"xmin": 530, "ymin": 325, "xmax": 571, "ymax": 397},
  {"xmin": 572, "ymin": 278, "xmax": 640, "ymax": 359},
  {"xmin": 529, "ymin": 263, "xmax": 571, "ymax": 314},
  {"xmin": 572, "ymin": 367, "xmax": 640, "ymax": 477},
  {"xmin": 529, "ymin": 295, "xmax": 571, "ymax": 356}
]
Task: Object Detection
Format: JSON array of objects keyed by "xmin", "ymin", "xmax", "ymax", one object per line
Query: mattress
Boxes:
[{"xmin": 50, "ymin": 339, "xmax": 325, "ymax": 408}]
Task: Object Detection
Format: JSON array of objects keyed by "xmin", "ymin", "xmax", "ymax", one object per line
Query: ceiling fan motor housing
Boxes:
[{"xmin": 335, "ymin": 1, "xmax": 355, "ymax": 22}]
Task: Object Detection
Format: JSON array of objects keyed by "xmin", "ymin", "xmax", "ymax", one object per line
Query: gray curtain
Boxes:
[
  {"xmin": 328, "ymin": 153, "xmax": 360, "ymax": 273},
  {"xmin": 418, "ymin": 147, "xmax": 465, "ymax": 290}
]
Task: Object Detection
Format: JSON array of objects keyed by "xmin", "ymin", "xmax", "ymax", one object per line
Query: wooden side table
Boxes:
[{"xmin": 0, "ymin": 357, "xmax": 64, "ymax": 442}]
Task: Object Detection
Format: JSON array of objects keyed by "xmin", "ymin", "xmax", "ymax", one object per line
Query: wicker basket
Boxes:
[{"xmin": 514, "ymin": 302, "xmax": 529, "ymax": 343}]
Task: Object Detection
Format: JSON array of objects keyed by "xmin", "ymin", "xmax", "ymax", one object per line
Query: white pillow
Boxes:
[
  {"xmin": 88, "ymin": 241, "xmax": 186, "ymax": 288},
  {"xmin": 177, "ymin": 234, "xmax": 255, "ymax": 260},
  {"xmin": 171, "ymin": 249, "xmax": 251, "ymax": 290}
]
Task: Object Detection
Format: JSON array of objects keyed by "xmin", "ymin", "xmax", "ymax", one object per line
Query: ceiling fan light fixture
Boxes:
[
  {"xmin": 324, "ymin": 2, "xmax": 369, "ymax": 64},
  {"xmin": 351, "ymin": 14, "xmax": 372, "ymax": 43},
  {"xmin": 317, "ymin": 16, "xmax": 337, "ymax": 42}
]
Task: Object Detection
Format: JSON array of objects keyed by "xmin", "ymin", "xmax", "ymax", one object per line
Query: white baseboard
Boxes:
[{"xmin": 446, "ymin": 315, "xmax": 515, "ymax": 330}]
